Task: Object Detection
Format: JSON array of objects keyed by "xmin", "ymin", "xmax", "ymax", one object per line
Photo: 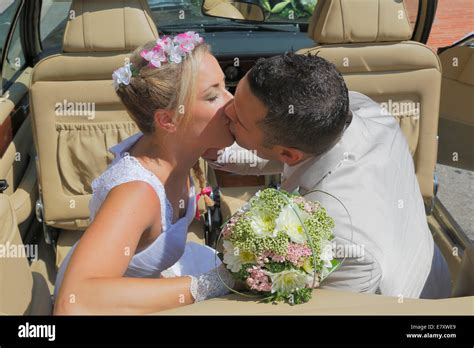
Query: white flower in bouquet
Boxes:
[
  {"xmin": 249, "ymin": 209, "xmax": 278, "ymax": 239},
  {"xmin": 320, "ymin": 239, "xmax": 335, "ymax": 278},
  {"xmin": 268, "ymin": 269, "xmax": 309, "ymax": 294},
  {"xmin": 320, "ymin": 239, "xmax": 334, "ymax": 268},
  {"xmin": 222, "ymin": 240, "xmax": 255, "ymax": 273},
  {"xmin": 275, "ymin": 204, "xmax": 310, "ymax": 244}
]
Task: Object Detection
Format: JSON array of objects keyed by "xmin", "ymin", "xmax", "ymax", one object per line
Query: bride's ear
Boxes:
[{"xmin": 154, "ymin": 109, "xmax": 177, "ymax": 133}]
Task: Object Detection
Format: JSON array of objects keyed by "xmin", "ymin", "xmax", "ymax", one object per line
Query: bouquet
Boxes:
[{"xmin": 221, "ymin": 188, "xmax": 339, "ymax": 305}]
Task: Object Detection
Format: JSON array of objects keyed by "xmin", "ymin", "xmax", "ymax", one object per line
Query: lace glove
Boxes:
[{"xmin": 188, "ymin": 263, "xmax": 235, "ymax": 303}]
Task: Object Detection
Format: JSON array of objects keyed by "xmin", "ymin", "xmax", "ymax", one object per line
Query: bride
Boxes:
[{"xmin": 54, "ymin": 32, "xmax": 237, "ymax": 315}]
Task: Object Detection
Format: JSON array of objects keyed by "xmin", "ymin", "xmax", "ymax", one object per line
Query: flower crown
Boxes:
[{"xmin": 112, "ymin": 31, "xmax": 203, "ymax": 90}]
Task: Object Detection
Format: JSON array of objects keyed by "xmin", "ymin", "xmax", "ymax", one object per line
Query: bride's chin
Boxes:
[
  {"xmin": 215, "ymin": 136, "xmax": 235, "ymax": 149},
  {"xmin": 213, "ymin": 127, "xmax": 235, "ymax": 147}
]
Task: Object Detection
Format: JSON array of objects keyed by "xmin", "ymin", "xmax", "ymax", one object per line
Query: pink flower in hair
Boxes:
[
  {"xmin": 141, "ymin": 45, "xmax": 167, "ymax": 68},
  {"xmin": 139, "ymin": 32, "xmax": 203, "ymax": 68}
]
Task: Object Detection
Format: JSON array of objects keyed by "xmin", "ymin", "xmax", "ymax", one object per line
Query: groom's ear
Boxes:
[
  {"xmin": 275, "ymin": 146, "xmax": 305, "ymax": 166},
  {"xmin": 154, "ymin": 109, "xmax": 177, "ymax": 133}
]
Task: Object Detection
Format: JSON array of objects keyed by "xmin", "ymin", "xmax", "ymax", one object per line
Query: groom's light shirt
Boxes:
[{"xmin": 210, "ymin": 91, "xmax": 450, "ymax": 298}]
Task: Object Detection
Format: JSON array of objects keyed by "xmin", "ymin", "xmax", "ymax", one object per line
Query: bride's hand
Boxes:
[{"xmin": 189, "ymin": 263, "xmax": 235, "ymax": 302}]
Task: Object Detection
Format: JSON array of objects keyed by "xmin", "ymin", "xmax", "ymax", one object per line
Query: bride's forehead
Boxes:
[{"xmin": 197, "ymin": 53, "xmax": 224, "ymax": 87}]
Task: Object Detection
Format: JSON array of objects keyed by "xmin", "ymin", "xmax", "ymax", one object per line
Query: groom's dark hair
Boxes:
[{"xmin": 248, "ymin": 52, "xmax": 351, "ymax": 156}]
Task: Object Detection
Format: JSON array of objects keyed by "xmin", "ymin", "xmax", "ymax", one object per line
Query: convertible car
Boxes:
[{"xmin": 0, "ymin": 0, "xmax": 472, "ymax": 315}]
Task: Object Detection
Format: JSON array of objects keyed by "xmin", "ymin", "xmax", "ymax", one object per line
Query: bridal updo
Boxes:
[{"xmin": 115, "ymin": 38, "xmax": 209, "ymax": 134}]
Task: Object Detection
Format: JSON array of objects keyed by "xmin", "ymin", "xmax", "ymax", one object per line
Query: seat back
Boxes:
[
  {"xmin": 297, "ymin": 0, "xmax": 441, "ymax": 204},
  {"xmin": 0, "ymin": 194, "xmax": 52, "ymax": 315},
  {"xmin": 30, "ymin": 0, "xmax": 158, "ymax": 229}
]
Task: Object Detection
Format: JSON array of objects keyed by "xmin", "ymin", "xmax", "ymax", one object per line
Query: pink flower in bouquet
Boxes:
[
  {"xmin": 257, "ymin": 251, "xmax": 285, "ymax": 266},
  {"xmin": 246, "ymin": 266, "xmax": 272, "ymax": 292},
  {"xmin": 286, "ymin": 243, "xmax": 312, "ymax": 266},
  {"xmin": 292, "ymin": 196, "xmax": 320, "ymax": 214}
]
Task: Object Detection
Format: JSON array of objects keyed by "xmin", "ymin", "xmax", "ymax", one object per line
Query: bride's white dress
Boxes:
[{"xmin": 54, "ymin": 132, "xmax": 221, "ymax": 300}]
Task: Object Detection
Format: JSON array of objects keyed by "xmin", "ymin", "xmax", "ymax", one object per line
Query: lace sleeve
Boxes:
[{"xmin": 189, "ymin": 264, "xmax": 235, "ymax": 302}]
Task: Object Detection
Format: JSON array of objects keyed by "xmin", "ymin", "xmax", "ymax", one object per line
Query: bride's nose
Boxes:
[
  {"xmin": 223, "ymin": 87, "xmax": 233, "ymax": 103},
  {"xmin": 224, "ymin": 100, "xmax": 236, "ymax": 122}
]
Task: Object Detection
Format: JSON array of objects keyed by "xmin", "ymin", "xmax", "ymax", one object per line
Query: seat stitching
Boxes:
[
  {"xmin": 339, "ymin": 0, "xmax": 345, "ymax": 42},
  {"xmin": 376, "ymin": 0, "xmax": 380, "ymax": 42},
  {"xmin": 81, "ymin": 0, "xmax": 86, "ymax": 49},
  {"xmin": 123, "ymin": 0, "xmax": 127, "ymax": 49},
  {"xmin": 141, "ymin": 0, "xmax": 157, "ymax": 37},
  {"xmin": 336, "ymin": 67, "xmax": 441, "ymax": 76}
]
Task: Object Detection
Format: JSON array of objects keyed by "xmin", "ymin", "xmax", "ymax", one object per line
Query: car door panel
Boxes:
[
  {"xmin": 0, "ymin": 67, "xmax": 37, "ymax": 238},
  {"xmin": 438, "ymin": 39, "xmax": 474, "ymax": 171}
]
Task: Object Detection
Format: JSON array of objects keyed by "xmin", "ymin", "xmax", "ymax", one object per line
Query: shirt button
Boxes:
[{"xmin": 343, "ymin": 152, "xmax": 356, "ymax": 161}]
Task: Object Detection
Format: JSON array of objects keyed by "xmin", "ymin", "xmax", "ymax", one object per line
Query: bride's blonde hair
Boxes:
[
  {"xmin": 116, "ymin": 39, "xmax": 209, "ymax": 133},
  {"xmin": 115, "ymin": 39, "xmax": 211, "ymax": 196}
]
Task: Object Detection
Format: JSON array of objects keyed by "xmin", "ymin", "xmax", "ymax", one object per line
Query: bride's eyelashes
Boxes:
[
  {"xmin": 206, "ymin": 94, "xmax": 218, "ymax": 102},
  {"xmin": 205, "ymin": 90, "xmax": 222, "ymax": 103},
  {"xmin": 204, "ymin": 82, "xmax": 227, "ymax": 103}
]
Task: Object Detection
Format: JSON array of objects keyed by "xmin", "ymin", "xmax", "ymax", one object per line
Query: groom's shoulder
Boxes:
[
  {"xmin": 347, "ymin": 91, "xmax": 400, "ymax": 132},
  {"xmin": 343, "ymin": 92, "xmax": 406, "ymax": 156},
  {"xmin": 348, "ymin": 91, "xmax": 374, "ymax": 106},
  {"xmin": 348, "ymin": 91, "xmax": 383, "ymax": 116}
]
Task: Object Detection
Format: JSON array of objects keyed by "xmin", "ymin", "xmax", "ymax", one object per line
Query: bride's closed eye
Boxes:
[{"xmin": 206, "ymin": 93, "xmax": 219, "ymax": 102}]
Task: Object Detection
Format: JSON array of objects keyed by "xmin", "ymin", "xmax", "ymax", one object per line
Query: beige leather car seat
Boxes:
[
  {"xmin": 29, "ymin": 0, "xmax": 158, "ymax": 232},
  {"xmin": 29, "ymin": 0, "xmax": 159, "ymax": 268},
  {"xmin": 296, "ymin": 0, "xmax": 442, "ymax": 207},
  {"xmin": 0, "ymin": 194, "xmax": 52, "ymax": 315}
]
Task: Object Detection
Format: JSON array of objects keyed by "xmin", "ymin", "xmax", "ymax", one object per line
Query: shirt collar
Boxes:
[
  {"xmin": 281, "ymin": 112, "xmax": 363, "ymax": 193},
  {"xmin": 281, "ymin": 142, "xmax": 346, "ymax": 193}
]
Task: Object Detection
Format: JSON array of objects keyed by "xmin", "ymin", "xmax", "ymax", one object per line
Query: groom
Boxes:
[{"xmin": 206, "ymin": 53, "xmax": 451, "ymax": 299}]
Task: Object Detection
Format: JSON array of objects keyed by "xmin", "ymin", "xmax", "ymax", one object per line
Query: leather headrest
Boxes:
[
  {"xmin": 62, "ymin": 0, "xmax": 159, "ymax": 53},
  {"xmin": 308, "ymin": 0, "xmax": 413, "ymax": 44}
]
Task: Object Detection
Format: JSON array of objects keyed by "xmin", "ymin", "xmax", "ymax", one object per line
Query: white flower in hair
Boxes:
[
  {"xmin": 168, "ymin": 44, "xmax": 183, "ymax": 64},
  {"xmin": 112, "ymin": 63, "xmax": 132, "ymax": 90}
]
